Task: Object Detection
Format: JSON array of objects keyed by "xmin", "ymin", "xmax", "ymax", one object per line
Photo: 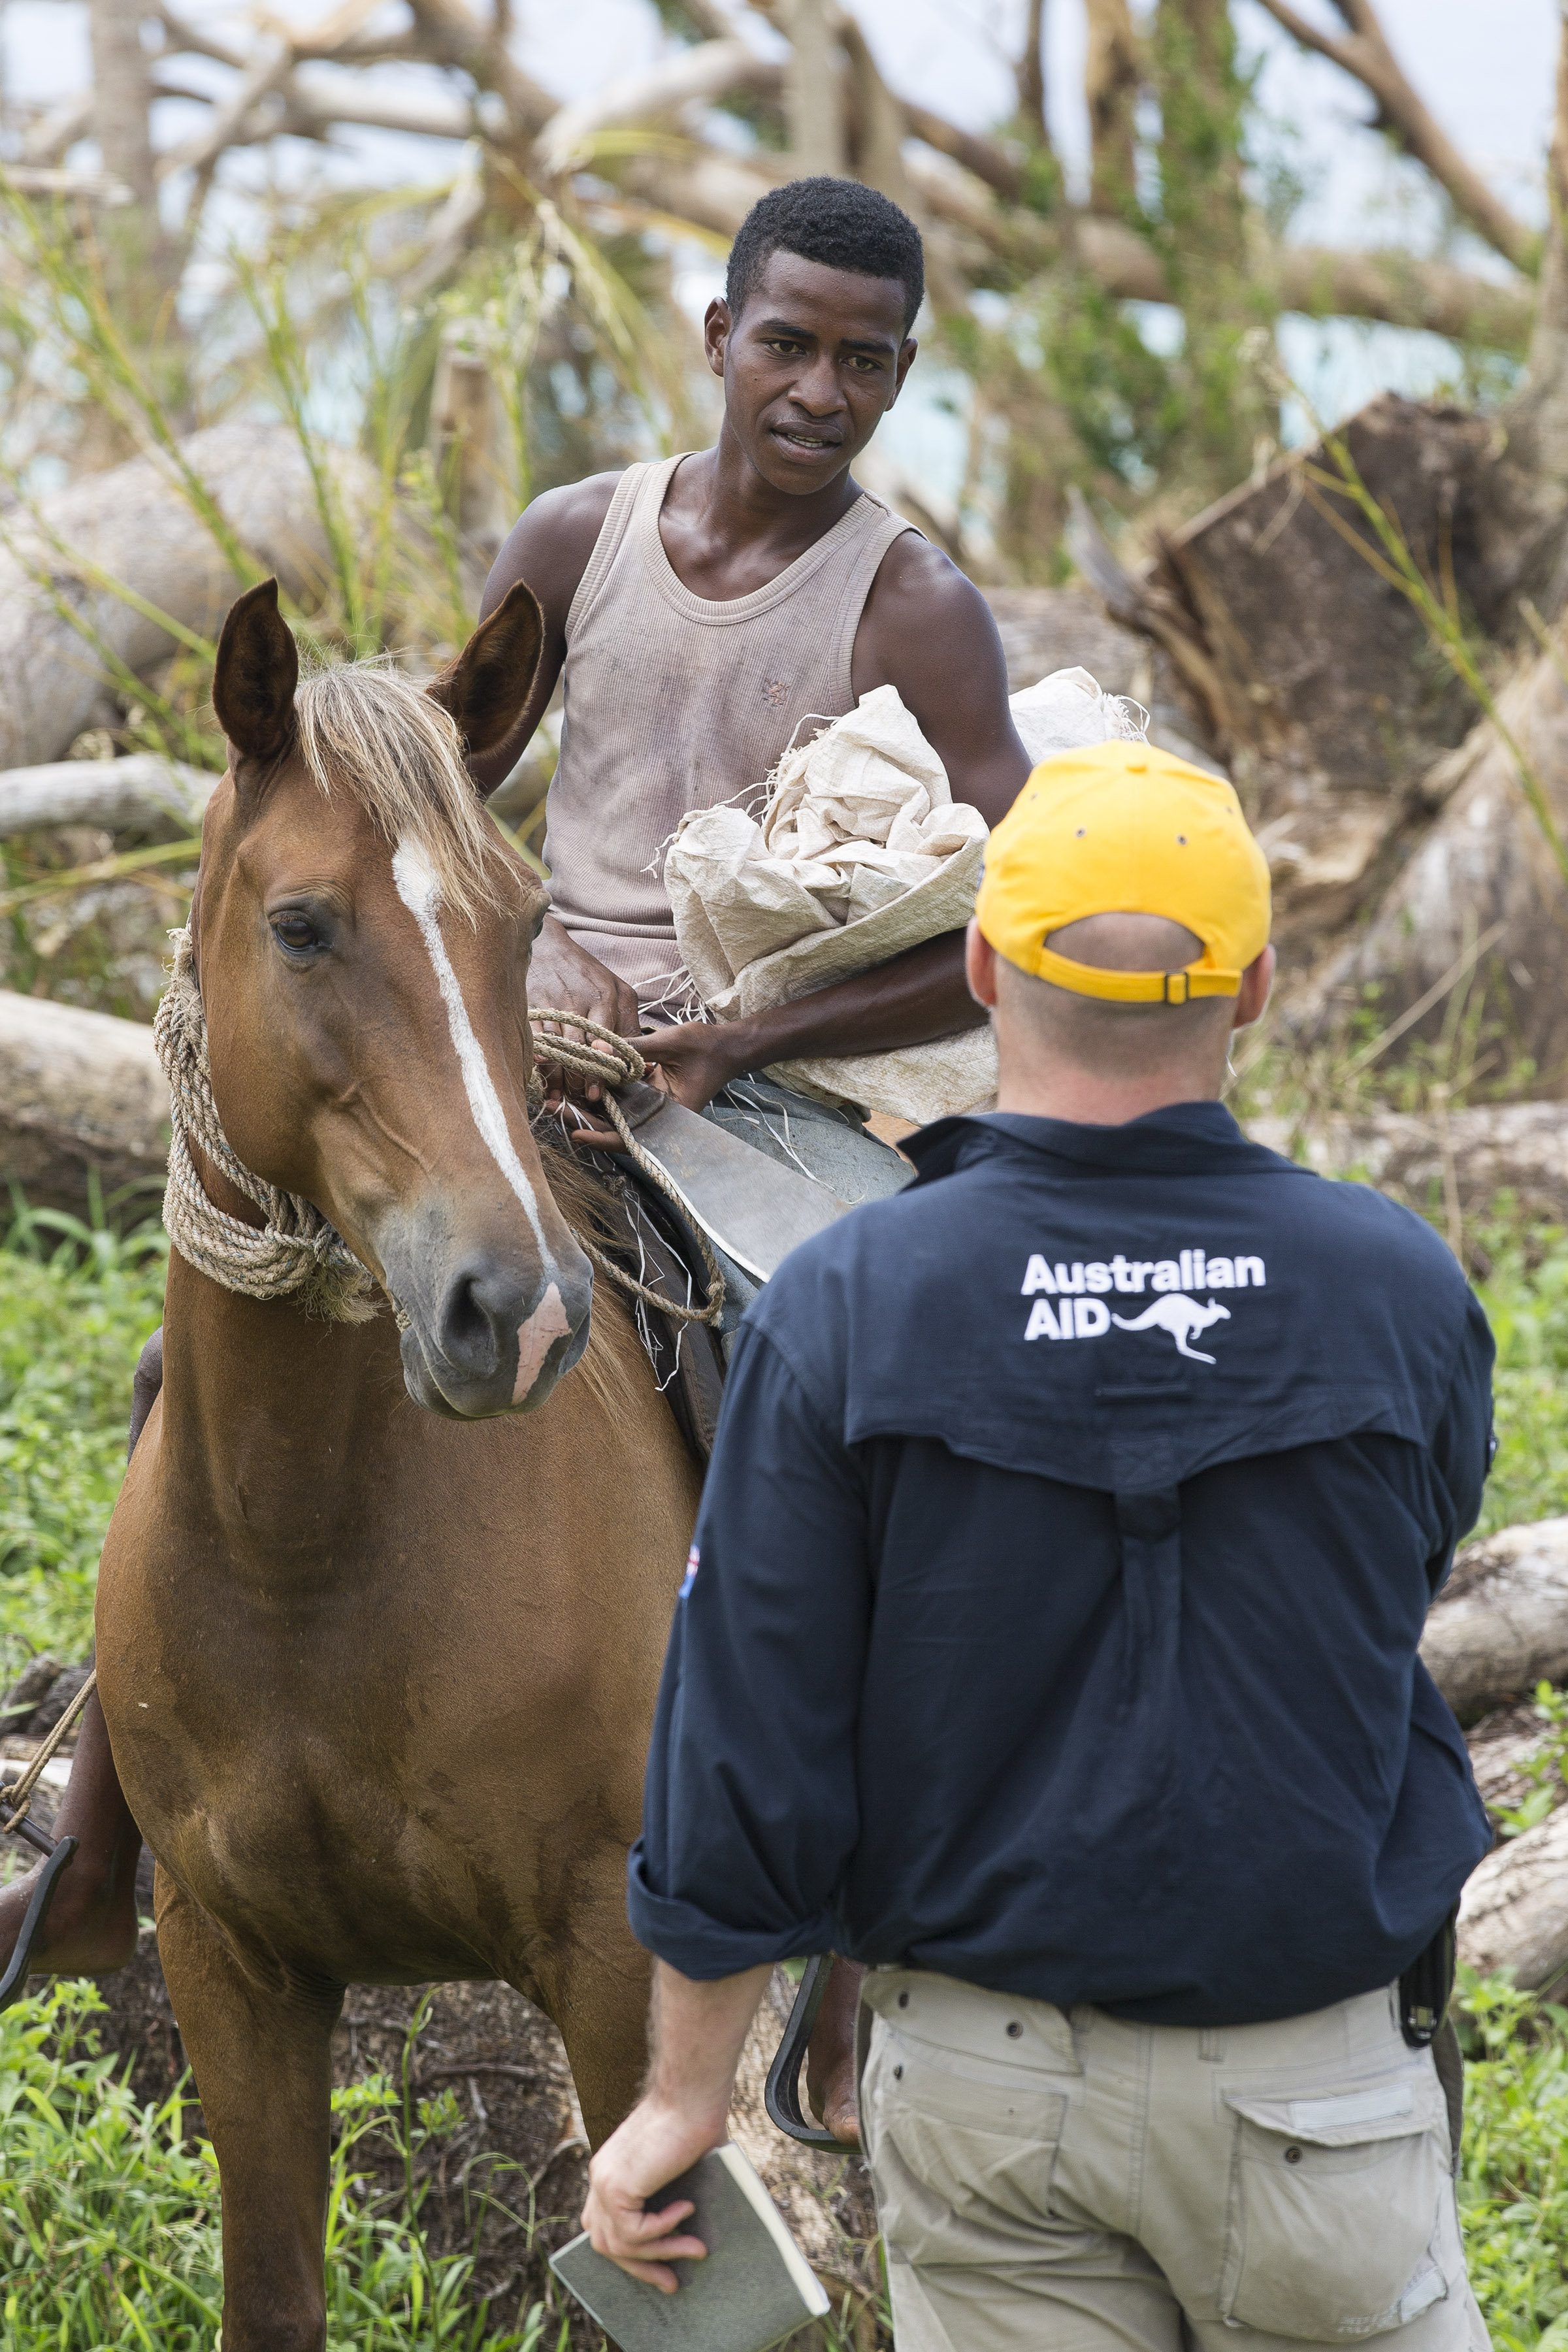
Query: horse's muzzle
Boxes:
[{"xmin": 387, "ymin": 1232, "xmax": 595, "ymax": 1419}]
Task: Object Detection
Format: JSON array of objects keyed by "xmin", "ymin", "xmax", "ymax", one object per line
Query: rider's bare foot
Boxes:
[
  {"xmin": 806, "ymin": 1955, "xmax": 866, "ymax": 2149},
  {"xmin": 0, "ymin": 1691, "xmax": 142, "ymax": 1985},
  {"xmin": 0, "ymin": 1328, "xmax": 160, "ymax": 1996}
]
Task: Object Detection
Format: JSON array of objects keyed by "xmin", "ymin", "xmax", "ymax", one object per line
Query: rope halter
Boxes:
[{"xmin": 154, "ymin": 929, "xmax": 385, "ymax": 1324}]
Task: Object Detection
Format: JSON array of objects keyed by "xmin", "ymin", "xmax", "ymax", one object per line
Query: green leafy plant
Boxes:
[
  {"xmin": 0, "ymin": 1195, "xmax": 167, "ymax": 1671},
  {"xmin": 1490, "ymin": 1684, "xmax": 1568, "ymax": 1840},
  {"xmin": 0, "ymin": 1980, "xmax": 566, "ymax": 2350},
  {"xmin": 1459, "ymin": 1970, "xmax": 1568, "ymax": 2346}
]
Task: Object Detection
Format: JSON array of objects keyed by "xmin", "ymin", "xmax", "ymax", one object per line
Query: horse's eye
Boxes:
[{"xmin": 271, "ymin": 914, "xmax": 319, "ymax": 955}]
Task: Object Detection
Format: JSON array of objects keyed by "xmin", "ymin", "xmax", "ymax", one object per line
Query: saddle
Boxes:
[{"xmin": 595, "ymin": 1154, "xmax": 728, "ymax": 1467}]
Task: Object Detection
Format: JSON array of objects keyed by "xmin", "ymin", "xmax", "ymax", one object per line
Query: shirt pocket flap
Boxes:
[{"xmin": 1226, "ymin": 2076, "xmax": 1439, "ymax": 2149}]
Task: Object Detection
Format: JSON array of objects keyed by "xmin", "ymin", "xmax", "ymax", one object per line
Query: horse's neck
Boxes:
[{"xmin": 155, "ymin": 1247, "xmax": 405, "ymax": 1569}]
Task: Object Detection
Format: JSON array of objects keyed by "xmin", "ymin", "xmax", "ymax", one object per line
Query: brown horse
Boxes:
[{"xmin": 93, "ymin": 580, "xmax": 702, "ymax": 2351}]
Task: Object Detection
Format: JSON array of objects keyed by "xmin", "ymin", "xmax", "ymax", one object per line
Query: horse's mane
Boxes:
[{"xmin": 292, "ymin": 654, "xmax": 518, "ymax": 925}]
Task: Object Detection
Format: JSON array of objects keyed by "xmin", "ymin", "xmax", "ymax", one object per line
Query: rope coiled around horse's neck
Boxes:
[
  {"xmin": 152, "ymin": 938, "xmax": 725, "ymax": 1331},
  {"xmin": 154, "ymin": 929, "xmax": 385, "ymax": 1323}
]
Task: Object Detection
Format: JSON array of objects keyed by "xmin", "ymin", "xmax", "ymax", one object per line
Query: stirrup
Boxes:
[
  {"xmin": 0, "ymin": 1838, "xmax": 80, "ymax": 2014},
  {"xmin": 764, "ymin": 1952, "xmax": 858, "ymax": 2155}
]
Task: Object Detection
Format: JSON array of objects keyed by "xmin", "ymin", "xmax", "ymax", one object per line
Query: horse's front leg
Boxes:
[{"xmin": 155, "ymin": 1867, "xmax": 343, "ymax": 2352}]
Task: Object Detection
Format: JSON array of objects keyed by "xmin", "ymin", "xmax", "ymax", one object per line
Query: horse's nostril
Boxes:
[{"xmin": 440, "ymin": 1271, "xmax": 502, "ymax": 1377}]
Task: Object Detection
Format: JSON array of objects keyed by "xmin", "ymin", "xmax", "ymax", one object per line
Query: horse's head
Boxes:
[{"xmin": 193, "ymin": 577, "xmax": 593, "ymax": 1418}]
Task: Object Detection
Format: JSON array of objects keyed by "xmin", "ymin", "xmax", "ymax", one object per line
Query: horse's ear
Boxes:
[
  {"xmin": 212, "ymin": 578, "xmax": 298, "ymax": 762},
  {"xmin": 426, "ymin": 580, "xmax": 545, "ymax": 759}
]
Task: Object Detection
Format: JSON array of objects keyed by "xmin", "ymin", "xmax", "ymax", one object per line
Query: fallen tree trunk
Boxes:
[
  {"xmin": 1422, "ymin": 1518, "xmax": 1568, "ymax": 1724},
  {"xmin": 0, "ymin": 423, "xmax": 370, "ymax": 772},
  {"xmin": 1245, "ymin": 1100, "xmax": 1568, "ymax": 1228},
  {"xmin": 1459, "ymin": 1804, "xmax": 1568, "ymax": 1989},
  {"xmin": 1304, "ymin": 642, "xmax": 1568, "ymax": 1088},
  {"xmin": 0, "ymin": 990, "xmax": 170, "ymax": 1219},
  {"xmin": 0, "ymin": 755, "xmax": 217, "ymax": 838}
]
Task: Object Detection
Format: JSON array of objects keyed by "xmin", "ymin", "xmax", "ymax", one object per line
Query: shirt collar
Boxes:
[{"xmin": 904, "ymin": 1099, "xmax": 1292, "ymax": 1185}]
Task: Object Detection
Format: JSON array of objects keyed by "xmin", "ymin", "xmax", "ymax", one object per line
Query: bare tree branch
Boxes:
[
  {"xmin": 1253, "ymin": 0, "xmax": 1536, "ymax": 271},
  {"xmin": 1084, "ymin": 0, "xmax": 1139, "ymax": 216},
  {"xmin": 901, "ymin": 100, "xmax": 1021, "ymax": 199},
  {"xmin": 1, "ymin": 163, "xmax": 132, "ymax": 204},
  {"xmin": 840, "ymin": 20, "xmax": 919, "ymax": 212},
  {"xmin": 404, "ymin": 0, "xmax": 557, "ymax": 136},
  {"xmin": 157, "ymin": 34, "xmax": 293, "ymax": 179},
  {"xmin": 90, "ymin": 0, "xmax": 157, "ymax": 208},
  {"xmin": 152, "ymin": 67, "xmax": 506, "ymax": 150},
  {"xmin": 1016, "ymin": 0, "xmax": 1047, "ymax": 142},
  {"xmin": 19, "ymin": 91, "xmax": 95, "ymax": 166},
  {"xmin": 534, "ymin": 39, "xmax": 776, "ymax": 178},
  {"xmin": 786, "ymin": 0, "xmax": 844, "ymax": 175},
  {"xmin": 153, "ymin": 7, "xmax": 248, "ymax": 71},
  {"xmin": 618, "ymin": 137, "xmax": 1529, "ymax": 350}
]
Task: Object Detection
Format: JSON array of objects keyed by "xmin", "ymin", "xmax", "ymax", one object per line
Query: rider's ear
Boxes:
[
  {"xmin": 212, "ymin": 579, "xmax": 299, "ymax": 766},
  {"xmin": 427, "ymin": 580, "xmax": 545, "ymax": 762}
]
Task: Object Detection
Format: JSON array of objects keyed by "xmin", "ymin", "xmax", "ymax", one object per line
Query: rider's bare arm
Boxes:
[
  {"xmin": 472, "ymin": 472, "xmax": 618, "ymax": 791},
  {"xmin": 639, "ymin": 534, "xmax": 1030, "ymax": 1109},
  {"xmin": 853, "ymin": 531, "xmax": 1031, "ymax": 829},
  {"xmin": 474, "ymin": 476, "xmax": 644, "ymax": 1044}
]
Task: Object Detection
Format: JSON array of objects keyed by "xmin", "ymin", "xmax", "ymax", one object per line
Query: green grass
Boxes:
[
  {"xmin": 1474, "ymin": 1217, "xmax": 1568, "ymax": 1539},
  {"xmin": 0, "ymin": 1199, "xmax": 167, "ymax": 1674},
  {"xmin": 1460, "ymin": 1972, "xmax": 1568, "ymax": 2349},
  {"xmin": 0, "ymin": 1982, "xmax": 564, "ymax": 2351}
]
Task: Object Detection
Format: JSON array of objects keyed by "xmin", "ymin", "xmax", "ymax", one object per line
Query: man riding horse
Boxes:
[
  {"xmin": 0, "ymin": 177, "xmax": 1030, "ymax": 2149},
  {"xmin": 478, "ymin": 174, "xmax": 1030, "ymax": 1289}
]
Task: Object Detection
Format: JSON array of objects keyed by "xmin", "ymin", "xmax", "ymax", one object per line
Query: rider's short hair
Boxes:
[{"xmin": 726, "ymin": 178, "xmax": 924, "ymax": 335}]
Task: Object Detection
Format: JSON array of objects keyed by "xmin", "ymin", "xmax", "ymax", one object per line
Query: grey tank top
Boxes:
[{"xmin": 544, "ymin": 452, "xmax": 915, "ymax": 1020}]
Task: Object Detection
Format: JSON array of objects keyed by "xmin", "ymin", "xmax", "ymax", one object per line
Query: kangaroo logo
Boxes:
[{"xmin": 1111, "ymin": 1294, "xmax": 1232, "ymax": 1364}]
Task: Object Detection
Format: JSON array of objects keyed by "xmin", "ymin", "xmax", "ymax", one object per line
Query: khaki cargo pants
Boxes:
[{"xmin": 860, "ymin": 1968, "xmax": 1489, "ymax": 2351}]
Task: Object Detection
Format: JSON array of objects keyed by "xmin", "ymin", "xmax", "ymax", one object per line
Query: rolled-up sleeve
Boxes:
[{"xmin": 627, "ymin": 1318, "xmax": 870, "ymax": 1978}]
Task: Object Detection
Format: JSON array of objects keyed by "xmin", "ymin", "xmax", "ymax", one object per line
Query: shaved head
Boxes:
[{"xmin": 993, "ymin": 913, "xmax": 1236, "ymax": 1081}]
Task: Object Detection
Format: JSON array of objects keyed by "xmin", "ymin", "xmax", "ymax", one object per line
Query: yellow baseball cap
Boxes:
[{"xmin": 975, "ymin": 740, "xmax": 1271, "ymax": 1003}]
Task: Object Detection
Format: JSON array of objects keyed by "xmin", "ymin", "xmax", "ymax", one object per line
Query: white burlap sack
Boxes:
[
  {"xmin": 663, "ymin": 671, "xmax": 1147, "ymax": 1126},
  {"xmin": 1009, "ymin": 666, "xmax": 1147, "ymax": 764}
]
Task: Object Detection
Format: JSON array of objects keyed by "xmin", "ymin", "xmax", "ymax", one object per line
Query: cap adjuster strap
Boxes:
[{"xmin": 1032, "ymin": 942, "xmax": 1241, "ymax": 1003}]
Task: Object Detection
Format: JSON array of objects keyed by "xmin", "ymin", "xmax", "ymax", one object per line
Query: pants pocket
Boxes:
[
  {"xmin": 863, "ymin": 2017, "xmax": 1072, "ymax": 2266},
  {"xmin": 1220, "ymin": 2077, "xmax": 1452, "ymax": 2340}
]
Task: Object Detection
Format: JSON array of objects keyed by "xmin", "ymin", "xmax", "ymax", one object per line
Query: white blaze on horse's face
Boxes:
[{"xmin": 391, "ymin": 836, "xmax": 568, "ymax": 1404}]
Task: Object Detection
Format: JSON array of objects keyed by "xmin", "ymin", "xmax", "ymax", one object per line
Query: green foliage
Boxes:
[
  {"xmin": 1489, "ymin": 1684, "xmax": 1568, "ymax": 1841},
  {"xmin": 1459, "ymin": 1971, "xmax": 1568, "ymax": 2345},
  {"xmin": 1473, "ymin": 1216, "xmax": 1568, "ymax": 1539},
  {"xmin": 0, "ymin": 1981, "xmax": 563, "ymax": 2351},
  {"xmin": 0, "ymin": 1199, "xmax": 166, "ymax": 1672}
]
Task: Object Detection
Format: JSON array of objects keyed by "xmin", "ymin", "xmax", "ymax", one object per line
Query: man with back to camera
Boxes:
[
  {"xmin": 580, "ymin": 738, "xmax": 1497, "ymax": 2349},
  {"xmin": 0, "ymin": 178, "xmax": 1031, "ymax": 2053}
]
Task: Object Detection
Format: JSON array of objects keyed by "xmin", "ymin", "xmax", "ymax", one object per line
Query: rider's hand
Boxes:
[
  {"xmin": 580, "ymin": 2095, "xmax": 719, "ymax": 2292},
  {"xmin": 563, "ymin": 1018, "xmax": 750, "ymax": 1152},
  {"xmin": 637, "ymin": 1021, "xmax": 750, "ymax": 1114},
  {"xmin": 528, "ymin": 917, "xmax": 642, "ymax": 1107}
]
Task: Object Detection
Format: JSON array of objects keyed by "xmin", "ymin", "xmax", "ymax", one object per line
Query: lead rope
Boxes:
[
  {"xmin": 528, "ymin": 1012, "xmax": 725, "ymax": 1328},
  {"xmin": 0, "ymin": 1667, "xmax": 97, "ymax": 1848},
  {"xmin": 155, "ymin": 930, "xmax": 386, "ymax": 1324}
]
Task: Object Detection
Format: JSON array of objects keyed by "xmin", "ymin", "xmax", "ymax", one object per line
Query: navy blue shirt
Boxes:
[{"xmin": 629, "ymin": 1103, "xmax": 1495, "ymax": 2026}]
